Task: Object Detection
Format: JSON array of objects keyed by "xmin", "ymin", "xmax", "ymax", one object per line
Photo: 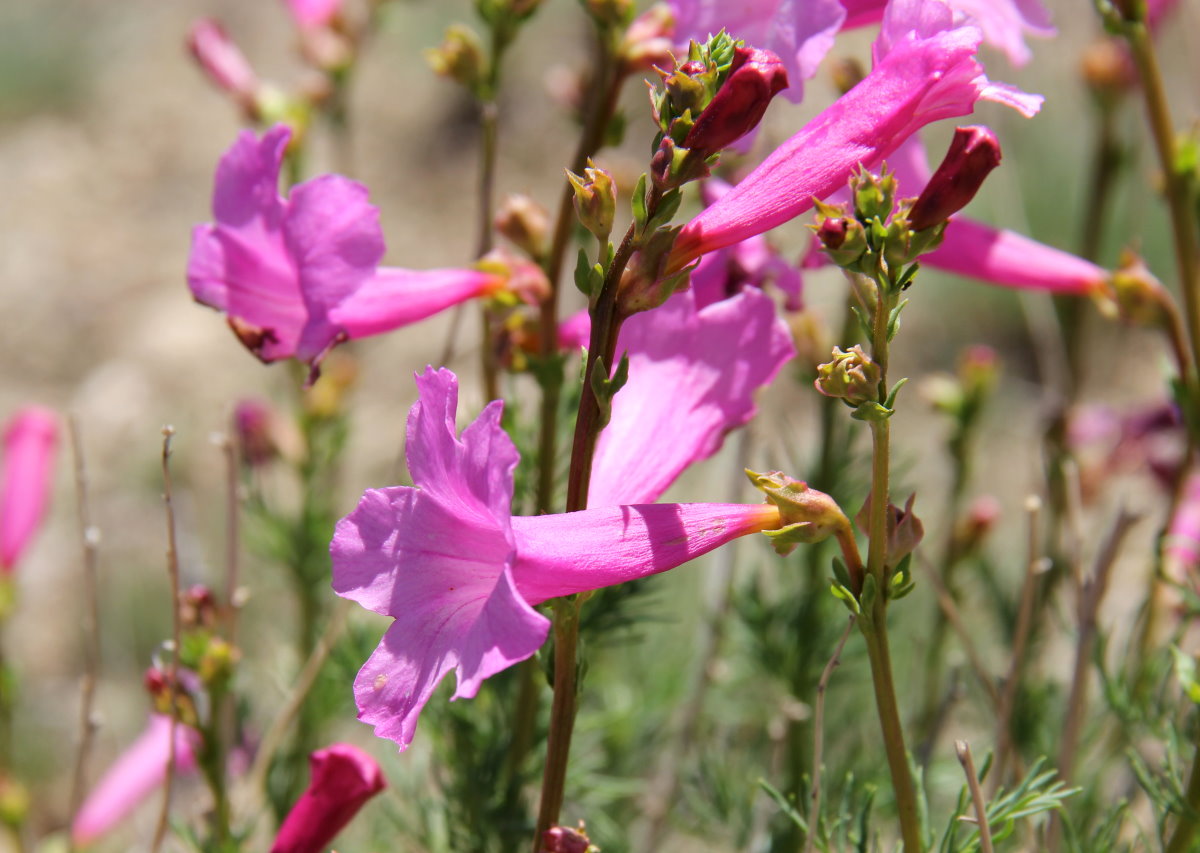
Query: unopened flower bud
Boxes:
[
  {"xmin": 856, "ymin": 492, "xmax": 924, "ymax": 568},
  {"xmin": 1081, "ymin": 39, "xmax": 1137, "ymax": 102},
  {"xmin": 566, "ymin": 161, "xmax": 617, "ymax": 241},
  {"xmin": 959, "ymin": 345, "xmax": 999, "ymax": 394},
  {"xmin": 682, "ymin": 46, "xmax": 788, "ymax": 157},
  {"xmin": 621, "ymin": 4, "xmax": 675, "ymax": 72},
  {"xmin": 542, "ymin": 822, "xmax": 593, "ymax": 853},
  {"xmin": 746, "ymin": 470, "xmax": 852, "ymax": 556},
  {"xmin": 495, "ymin": 194, "xmax": 550, "ymax": 259},
  {"xmin": 234, "ymin": 398, "xmax": 278, "ymax": 468},
  {"xmin": 181, "ymin": 584, "xmax": 218, "ymax": 630},
  {"xmin": 815, "ymin": 345, "xmax": 880, "ymax": 406},
  {"xmin": 199, "ymin": 637, "xmax": 238, "ymax": 686},
  {"xmin": 812, "ymin": 200, "xmax": 868, "ymax": 268},
  {"xmin": 954, "ymin": 494, "xmax": 1000, "ymax": 556},
  {"xmin": 304, "ymin": 351, "xmax": 358, "ymax": 419},
  {"xmin": 272, "ymin": 744, "xmax": 386, "ymax": 853},
  {"xmin": 851, "ymin": 167, "xmax": 898, "ymax": 224},
  {"xmin": 425, "ymin": 24, "xmax": 484, "ymax": 93},
  {"xmin": 144, "ymin": 667, "xmax": 169, "ymax": 700},
  {"xmin": 650, "ymin": 136, "xmax": 710, "ymax": 191},
  {"xmin": 477, "ymin": 248, "xmax": 552, "ymax": 306},
  {"xmin": 187, "ymin": 19, "xmax": 259, "ymax": 113},
  {"xmin": 908, "ymin": 126, "xmax": 1002, "ymax": 232}
]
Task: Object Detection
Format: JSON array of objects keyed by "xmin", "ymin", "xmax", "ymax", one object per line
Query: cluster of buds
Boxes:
[
  {"xmin": 566, "ymin": 161, "xmax": 618, "ymax": 245},
  {"xmin": 814, "ymin": 127, "xmax": 1002, "ymax": 280},
  {"xmin": 428, "ymin": 0, "xmax": 546, "ymax": 97},
  {"xmin": 855, "ymin": 492, "xmax": 925, "ymax": 573},
  {"xmin": 649, "ymin": 33, "xmax": 787, "ymax": 190}
]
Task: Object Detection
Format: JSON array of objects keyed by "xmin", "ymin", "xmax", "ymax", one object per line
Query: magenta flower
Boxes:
[
  {"xmin": 332, "ymin": 368, "xmax": 782, "ymax": 750},
  {"xmin": 669, "ymin": 0, "xmax": 846, "ymax": 104},
  {"xmin": 188, "ymin": 125, "xmax": 505, "ymax": 369},
  {"xmin": 284, "ymin": 0, "xmax": 342, "ymax": 30},
  {"xmin": 668, "ymin": 0, "xmax": 1042, "ymax": 270},
  {"xmin": 1166, "ymin": 471, "xmax": 1200, "ymax": 580},
  {"xmin": 841, "ymin": 0, "xmax": 1054, "ymax": 66},
  {"xmin": 683, "ymin": 46, "xmax": 789, "ymax": 156},
  {"xmin": 271, "ymin": 743, "xmax": 386, "ymax": 853},
  {"xmin": 1, "ymin": 406, "xmax": 57, "ymax": 573},
  {"xmin": 186, "ymin": 19, "xmax": 259, "ymax": 106},
  {"xmin": 72, "ymin": 716, "xmax": 199, "ymax": 846}
]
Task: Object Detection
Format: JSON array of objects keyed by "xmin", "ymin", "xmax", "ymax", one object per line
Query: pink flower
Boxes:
[
  {"xmin": 72, "ymin": 716, "xmax": 199, "ymax": 846},
  {"xmin": 841, "ymin": 0, "xmax": 1054, "ymax": 67},
  {"xmin": 271, "ymin": 743, "xmax": 386, "ymax": 853},
  {"xmin": 186, "ymin": 19, "xmax": 259, "ymax": 104},
  {"xmin": 668, "ymin": 0, "xmax": 1041, "ymax": 270},
  {"xmin": 284, "ymin": 0, "xmax": 342, "ymax": 30},
  {"xmin": 1166, "ymin": 471, "xmax": 1200, "ymax": 579},
  {"xmin": 332, "ymin": 368, "xmax": 782, "ymax": 750},
  {"xmin": 907, "ymin": 125, "xmax": 1001, "ymax": 231},
  {"xmin": 188, "ymin": 126, "xmax": 505, "ymax": 369},
  {"xmin": 668, "ymin": 0, "xmax": 846, "ymax": 103},
  {"xmin": 1, "ymin": 407, "xmax": 57, "ymax": 573}
]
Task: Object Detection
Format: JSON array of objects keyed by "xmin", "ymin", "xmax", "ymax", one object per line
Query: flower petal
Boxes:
[
  {"xmin": 0, "ymin": 406, "xmax": 57, "ymax": 572},
  {"xmin": 589, "ymin": 287, "xmax": 793, "ymax": 506},
  {"xmin": 510, "ymin": 502, "xmax": 781, "ymax": 604},
  {"xmin": 330, "ymin": 268, "xmax": 498, "ymax": 340}
]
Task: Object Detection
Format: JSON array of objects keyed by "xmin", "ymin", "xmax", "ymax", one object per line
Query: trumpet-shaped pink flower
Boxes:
[
  {"xmin": 272, "ymin": 743, "xmax": 386, "ymax": 853},
  {"xmin": 284, "ymin": 0, "xmax": 342, "ymax": 29},
  {"xmin": 1, "ymin": 407, "xmax": 57, "ymax": 573},
  {"xmin": 332, "ymin": 368, "xmax": 781, "ymax": 750},
  {"xmin": 1166, "ymin": 471, "xmax": 1200, "ymax": 579},
  {"xmin": 72, "ymin": 716, "xmax": 199, "ymax": 846},
  {"xmin": 669, "ymin": 0, "xmax": 1042, "ymax": 270},
  {"xmin": 188, "ymin": 125, "xmax": 504, "ymax": 368}
]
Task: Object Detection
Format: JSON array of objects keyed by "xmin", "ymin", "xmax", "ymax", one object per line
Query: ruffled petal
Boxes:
[{"xmin": 589, "ymin": 287, "xmax": 794, "ymax": 506}]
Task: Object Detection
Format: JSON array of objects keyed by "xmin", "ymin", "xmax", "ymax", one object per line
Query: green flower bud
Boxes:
[
  {"xmin": 566, "ymin": 160, "xmax": 617, "ymax": 242},
  {"xmin": 851, "ymin": 167, "xmax": 897, "ymax": 224},
  {"xmin": 746, "ymin": 470, "xmax": 852, "ymax": 556},
  {"xmin": 425, "ymin": 24, "xmax": 485, "ymax": 93},
  {"xmin": 812, "ymin": 200, "xmax": 868, "ymax": 269},
  {"xmin": 495, "ymin": 193, "xmax": 550, "ymax": 259},
  {"xmin": 815, "ymin": 345, "xmax": 881, "ymax": 406}
]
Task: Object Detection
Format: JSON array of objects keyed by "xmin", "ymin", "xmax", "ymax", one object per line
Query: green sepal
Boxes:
[
  {"xmin": 644, "ymin": 188, "xmax": 683, "ymax": 235},
  {"xmin": 590, "ymin": 352, "xmax": 630, "ymax": 430},
  {"xmin": 851, "ymin": 305, "xmax": 872, "ymax": 340},
  {"xmin": 573, "ymin": 247, "xmax": 604, "ymax": 300},
  {"xmin": 886, "ymin": 298, "xmax": 909, "ymax": 341},
  {"xmin": 888, "ymin": 553, "xmax": 915, "ymax": 601},
  {"xmin": 882, "ymin": 376, "xmax": 908, "ymax": 411},
  {"xmin": 830, "ymin": 581, "xmax": 860, "ymax": 615},
  {"xmin": 631, "ymin": 173, "xmax": 649, "ymax": 232},
  {"xmin": 850, "ymin": 400, "xmax": 894, "ymax": 422},
  {"xmin": 762, "ymin": 522, "xmax": 825, "ymax": 556}
]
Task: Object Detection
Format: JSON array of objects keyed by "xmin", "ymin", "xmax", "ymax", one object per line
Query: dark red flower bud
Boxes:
[
  {"xmin": 542, "ymin": 823, "xmax": 592, "ymax": 853},
  {"xmin": 271, "ymin": 743, "xmax": 386, "ymax": 853},
  {"xmin": 682, "ymin": 46, "xmax": 788, "ymax": 156},
  {"xmin": 908, "ymin": 126, "xmax": 1002, "ymax": 232}
]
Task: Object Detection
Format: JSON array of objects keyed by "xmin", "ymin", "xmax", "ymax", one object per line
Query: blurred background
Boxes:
[{"xmin": 2, "ymin": 0, "xmax": 1199, "ymax": 848}]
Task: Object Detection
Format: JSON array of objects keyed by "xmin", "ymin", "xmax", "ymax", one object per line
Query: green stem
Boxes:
[
  {"xmin": 1125, "ymin": 21, "xmax": 1200, "ymax": 380},
  {"xmin": 534, "ymin": 37, "xmax": 628, "ymax": 514},
  {"xmin": 532, "ymin": 597, "xmax": 582, "ymax": 848},
  {"xmin": 1166, "ymin": 742, "xmax": 1200, "ymax": 853},
  {"xmin": 860, "ymin": 278, "xmax": 922, "ymax": 851}
]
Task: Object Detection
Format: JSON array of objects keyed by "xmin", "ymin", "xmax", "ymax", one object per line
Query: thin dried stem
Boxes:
[
  {"xmin": 992, "ymin": 496, "xmax": 1047, "ymax": 792},
  {"xmin": 955, "ymin": 740, "xmax": 995, "ymax": 853},
  {"xmin": 242, "ymin": 600, "xmax": 350, "ymax": 816},
  {"xmin": 918, "ymin": 555, "xmax": 1001, "ymax": 708},
  {"xmin": 67, "ymin": 416, "xmax": 101, "ymax": 826},
  {"xmin": 219, "ymin": 431, "xmax": 241, "ymax": 648},
  {"xmin": 806, "ymin": 616, "xmax": 856, "ymax": 853},
  {"xmin": 151, "ymin": 427, "xmax": 183, "ymax": 853}
]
